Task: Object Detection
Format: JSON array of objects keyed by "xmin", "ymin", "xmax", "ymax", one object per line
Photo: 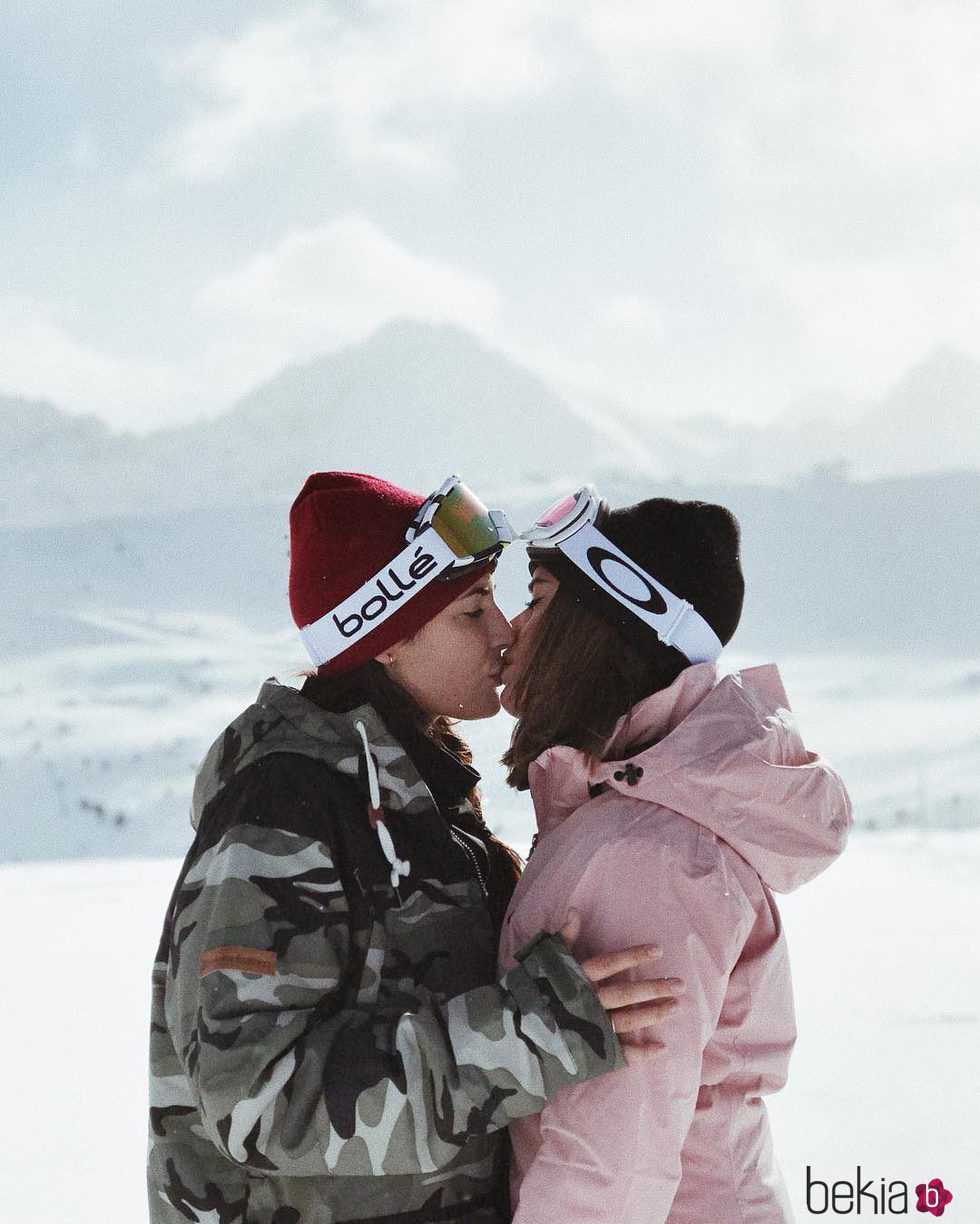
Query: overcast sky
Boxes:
[{"xmin": 2, "ymin": 0, "xmax": 978, "ymax": 433}]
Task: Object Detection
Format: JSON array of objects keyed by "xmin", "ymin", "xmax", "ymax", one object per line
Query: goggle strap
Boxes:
[
  {"xmin": 556, "ymin": 522, "xmax": 724, "ymax": 664},
  {"xmin": 300, "ymin": 531, "xmax": 457, "ymax": 667}
]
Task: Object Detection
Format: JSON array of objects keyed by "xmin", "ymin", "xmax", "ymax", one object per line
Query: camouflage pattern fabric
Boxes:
[{"xmin": 148, "ymin": 678, "xmax": 625, "ymax": 1223}]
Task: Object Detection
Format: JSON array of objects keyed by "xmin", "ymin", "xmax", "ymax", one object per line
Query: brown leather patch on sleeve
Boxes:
[{"xmin": 199, "ymin": 946, "xmax": 277, "ymax": 978}]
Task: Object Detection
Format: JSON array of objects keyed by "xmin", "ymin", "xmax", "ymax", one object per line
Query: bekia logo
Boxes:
[
  {"xmin": 334, "ymin": 546, "xmax": 439, "ymax": 640},
  {"xmin": 916, "ymin": 1181, "xmax": 954, "ymax": 1217},
  {"xmin": 806, "ymin": 1168, "xmax": 953, "ymax": 1216}
]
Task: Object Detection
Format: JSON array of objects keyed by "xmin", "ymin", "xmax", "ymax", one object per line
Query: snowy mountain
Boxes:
[
  {"xmin": 586, "ymin": 346, "xmax": 980, "ymax": 484},
  {"xmin": 2, "ymin": 322, "xmax": 977, "ymax": 530},
  {"xmin": 3, "ymin": 466, "xmax": 974, "ymax": 657},
  {"xmin": 0, "ymin": 321, "xmax": 649, "ymax": 530}
]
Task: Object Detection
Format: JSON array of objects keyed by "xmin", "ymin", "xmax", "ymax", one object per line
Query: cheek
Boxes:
[
  {"xmin": 511, "ymin": 615, "xmax": 539, "ymax": 659},
  {"xmin": 410, "ymin": 627, "xmax": 497, "ymax": 717},
  {"xmin": 414, "ymin": 623, "xmax": 487, "ymax": 692}
]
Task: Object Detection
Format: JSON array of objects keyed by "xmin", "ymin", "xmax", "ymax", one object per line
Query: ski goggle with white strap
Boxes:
[
  {"xmin": 300, "ymin": 476, "xmax": 515, "ymax": 667},
  {"xmin": 520, "ymin": 485, "xmax": 724, "ymax": 664}
]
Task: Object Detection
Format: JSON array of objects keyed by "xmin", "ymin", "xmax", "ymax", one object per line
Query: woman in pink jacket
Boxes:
[{"xmin": 497, "ymin": 488, "xmax": 852, "ymax": 1223}]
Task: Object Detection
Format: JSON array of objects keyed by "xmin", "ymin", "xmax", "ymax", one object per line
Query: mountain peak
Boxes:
[{"xmin": 0, "ymin": 394, "xmax": 112, "ymax": 442}]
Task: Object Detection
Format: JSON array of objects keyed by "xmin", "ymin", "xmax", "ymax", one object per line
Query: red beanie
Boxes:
[{"xmin": 289, "ymin": 472, "xmax": 494, "ymax": 676}]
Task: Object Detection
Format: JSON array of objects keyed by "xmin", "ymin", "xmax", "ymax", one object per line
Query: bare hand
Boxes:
[{"xmin": 559, "ymin": 909, "xmax": 684, "ymax": 1067}]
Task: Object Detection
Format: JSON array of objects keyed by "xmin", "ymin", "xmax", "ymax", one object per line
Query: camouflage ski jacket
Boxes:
[{"xmin": 148, "ymin": 676, "xmax": 625, "ymax": 1223}]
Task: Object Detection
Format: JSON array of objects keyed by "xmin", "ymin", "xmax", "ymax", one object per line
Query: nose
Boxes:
[{"xmin": 488, "ymin": 602, "xmax": 516, "ymax": 650}]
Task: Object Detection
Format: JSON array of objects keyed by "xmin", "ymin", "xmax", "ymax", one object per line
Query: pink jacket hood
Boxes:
[{"xmin": 527, "ymin": 661, "xmax": 851, "ymax": 893}]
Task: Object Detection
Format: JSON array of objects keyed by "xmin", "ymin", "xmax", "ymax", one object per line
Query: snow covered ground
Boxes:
[
  {"xmin": 1, "ymin": 833, "xmax": 976, "ymax": 1222},
  {"xmin": 2, "ymin": 604, "xmax": 979, "ymax": 863}
]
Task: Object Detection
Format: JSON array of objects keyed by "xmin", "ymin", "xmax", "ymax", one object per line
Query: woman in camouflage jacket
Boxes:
[{"xmin": 148, "ymin": 473, "xmax": 682, "ymax": 1224}]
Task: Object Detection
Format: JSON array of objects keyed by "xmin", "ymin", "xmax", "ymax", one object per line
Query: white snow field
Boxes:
[
  {"xmin": 2, "ymin": 605, "xmax": 979, "ymax": 863},
  {"xmin": 1, "ymin": 835, "xmax": 977, "ymax": 1223}
]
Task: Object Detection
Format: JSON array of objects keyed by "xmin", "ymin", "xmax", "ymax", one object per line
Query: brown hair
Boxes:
[
  {"xmin": 501, "ymin": 574, "xmax": 688, "ymax": 790},
  {"xmin": 296, "ymin": 660, "xmax": 522, "ymax": 933}
]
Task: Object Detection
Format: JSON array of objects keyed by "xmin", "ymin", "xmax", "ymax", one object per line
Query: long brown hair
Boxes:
[
  {"xmin": 501, "ymin": 577, "xmax": 688, "ymax": 790},
  {"xmin": 296, "ymin": 659, "xmax": 522, "ymax": 932}
]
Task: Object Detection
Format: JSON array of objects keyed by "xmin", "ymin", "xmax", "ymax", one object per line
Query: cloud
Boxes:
[
  {"xmin": 0, "ymin": 221, "xmax": 505, "ymax": 429},
  {"xmin": 0, "ymin": 298, "xmax": 186, "ymax": 432},
  {"xmin": 582, "ymin": 0, "xmax": 777, "ymax": 94},
  {"xmin": 814, "ymin": 0, "xmax": 980, "ymax": 172},
  {"xmin": 158, "ymin": 1, "xmax": 562, "ymax": 179},
  {"xmin": 710, "ymin": 0, "xmax": 980, "ymax": 196},
  {"xmin": 12, "ymin": 2, "xmax": 980, "ymax": 435},
  {"xmin": 154, "ymin": 0, "xmax": 796, "ymax": 181},
  {"xmin": 151, "ymin": 3, "xmax": 980, "ymax": 235},
  {"xmin": 595, "ymin": 293, "xmax": 667, "ymax": 342},
  {"xmin": 773, "ymin": 227, "xmax": 980, "ymax": 399},
  {"xmin": 197, "ymin": 214, "xmax": 503, "ymax": 354},
  {"xmin": 68, "ymin": 132, "xmax": 97, "ymax": 169}
]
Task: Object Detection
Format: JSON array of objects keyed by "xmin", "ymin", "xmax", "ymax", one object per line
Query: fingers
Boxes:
[
  {"xmin": 609, "ymin": 995, "xmax": 681, "ymax": 1034},
  {"xmin": 558, "ymin": 908, "xmax": 582, "ymax": 948},
  {"xmin": 621, "ymin": 1038, "xmax": 666, "ymax": 1067},
  {"xmin": 596, "ymin": 976, "xmax": 685, "ymax": 1012},
  {"xmin": 578, "ymin": 943, "xmax": 663, "ymax": 983},
  {"xmin": 551, "ymin": 915, "xmax": 683, "ymax": 1062}
]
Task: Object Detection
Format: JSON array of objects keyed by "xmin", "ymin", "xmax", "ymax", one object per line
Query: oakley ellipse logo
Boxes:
[
  {"xmin": 334, "ymin": 546, "xmax": 439, "ymax": 640},
  {"xmin": 586, "ymin": 546, "xmax": 668, "ymax": 614}
]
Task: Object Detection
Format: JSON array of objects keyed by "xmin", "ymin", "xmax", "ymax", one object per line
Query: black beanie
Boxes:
[{"xmin": 528, "ymin": 497, "xmax": 745, "ymax": 663}]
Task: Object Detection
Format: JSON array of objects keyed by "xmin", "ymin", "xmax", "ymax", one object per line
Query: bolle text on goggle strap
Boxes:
[
  {"xmin": 300, "ymin": 531, "xmax": 458, "ymax": 667},
  {"xmin": 556, "ymin": 521, "xmax": 724, "ymax": 664}
]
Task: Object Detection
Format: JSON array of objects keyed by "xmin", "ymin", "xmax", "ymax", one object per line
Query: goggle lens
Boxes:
[
  {"xmin": 430, "ymin": 482, "xmax": 501, "ymax": 560},
  {"xmin": 535, "ymin": 493, "xmax": 579, "ymax": 529}
]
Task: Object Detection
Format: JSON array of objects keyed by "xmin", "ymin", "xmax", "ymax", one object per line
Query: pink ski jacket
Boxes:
[{"xmin": 498, "ymin": 662, "xmax": 851, "ymax": 1223}]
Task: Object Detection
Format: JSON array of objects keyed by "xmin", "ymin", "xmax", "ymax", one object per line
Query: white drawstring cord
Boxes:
[
  {"xmin": 354, "ymin": 719, "xmax": 411, "ymax": 890},
  {"xmin": 354, "ymin": 718, "xmax": 383, "ymax": 810}
]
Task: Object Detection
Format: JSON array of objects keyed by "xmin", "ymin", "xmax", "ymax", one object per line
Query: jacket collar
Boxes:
[
  {"xmin": 299, "ymin": 674, "xmax": 480, "ymax": 814},
  {"xmin": 526, "ymin": 661, "xmax": 852, "ymax": 894},
  {"xmin": 527, "ymin": 662, "xmax": 721, "ymax": 834},
  {"xmin": 192, "ymin": 675, "xmax": 480, "ymax": 828}
]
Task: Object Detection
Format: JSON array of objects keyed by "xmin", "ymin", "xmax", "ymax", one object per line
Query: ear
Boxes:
[{"xmin": 374, "ymin": 636, "xmax": 407, "ymax": 666}]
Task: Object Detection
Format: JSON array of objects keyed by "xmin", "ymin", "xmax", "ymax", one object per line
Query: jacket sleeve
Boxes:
[
  {"xmin": 511, "ymin": 816, "xmax": 753, "ymax": 1224},
  {"xmin": 166, "ymin": 782, "xmax": 625, "ymax": 1179}
]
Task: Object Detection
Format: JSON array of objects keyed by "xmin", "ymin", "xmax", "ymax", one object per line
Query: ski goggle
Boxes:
[
  {"xmin": 406, "ymin": 475, "xmax": 515, "ymax": 578},
  {"xmin": 519, "ymin": 484, "xmax": 602, "ymax": 545},
  {"xmin": 300, "ymin": 476, "xmax": 515, "ymax": 667},
  {"xmin": 519, "ymin": 485, "xmax": 725, "ymax": 664}
]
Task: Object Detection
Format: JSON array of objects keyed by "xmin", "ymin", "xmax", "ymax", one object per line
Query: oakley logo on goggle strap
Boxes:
[
  {"xmin": 556, "ymin": 522, "xmax": 723, "ymax": 663},
  {"xmin": 586, "ymin": 546, "xmax": 670, "ymax": 616}
]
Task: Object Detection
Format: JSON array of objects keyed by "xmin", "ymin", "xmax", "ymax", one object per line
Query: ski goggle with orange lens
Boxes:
[
  {"xmin": 300, "ymin": 476, "xmax": 515, "ymax": 667},
  {"xmin": 406, "ymin": 476, "xmax": 516, "ymax": 576},
  {"xmin": 519, "ymin": 485, "xmax": 725, "ymax": 664}
]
